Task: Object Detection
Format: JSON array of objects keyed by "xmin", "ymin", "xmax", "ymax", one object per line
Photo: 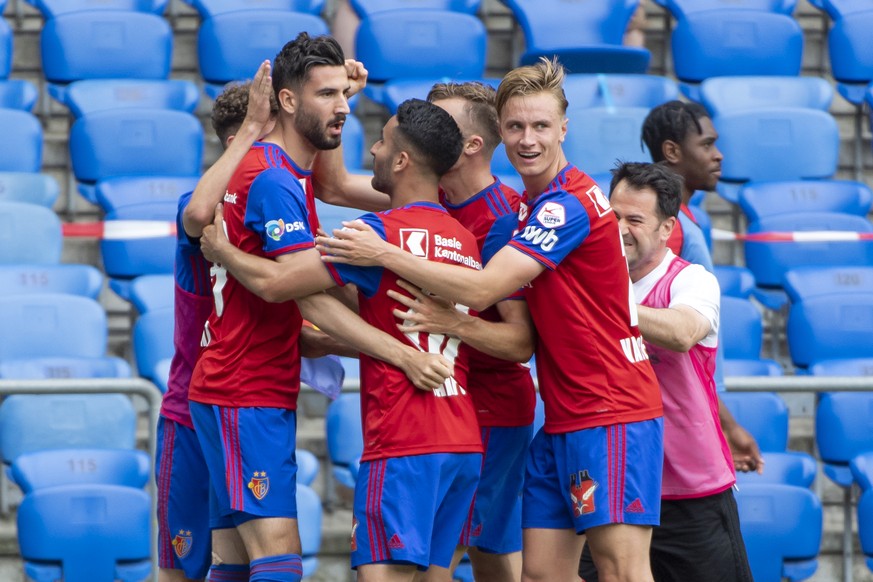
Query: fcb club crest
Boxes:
[
  {"xmin": 172, "ymin": 530, "xmax": 192, "ymax": 558},
  {"xmin": 569, "ymin": 469, "xmax": 598, "ymax": 517},
  {"xmin": 248, "ymin": 471, "xmax": 270, "ymax": 500}
]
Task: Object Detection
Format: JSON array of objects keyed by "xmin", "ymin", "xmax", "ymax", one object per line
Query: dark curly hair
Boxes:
[
  {"xmin": 272, "ymin": 32, "xmax": 345, "ymax": 97},
  {"xmin": 211, "ymin": 82, "xmax": 278, "ymax": 145},
  {"xmin": 609, "ymin": 161, "xmax": 683, "ymax": 220},
  {"xmin": 641, "ymin": 100, "xmax": 709, "ymax": 163},
  {"xmin": 394, "ymin": 98, "xmax": 464, "ymax": 178}
]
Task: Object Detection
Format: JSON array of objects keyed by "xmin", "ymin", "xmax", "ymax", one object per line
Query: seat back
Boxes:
[
  {"xmin": 70, "ymin": 109, "xmax": 203, "ymax": 184},
  {"xmin": 810, "ymin": 358, "xmax": 873, "ymax": 377},
  {"xmin": 0, "ymin": 356, "xmax": 131, "ymax": 379},
  {"xmin": 26, "ymin": 0, "xmax": 168, "ymax": 18},
  {"xmin": 815, "ymin": 392, "xmax": 873, "ymax": 467},
  {"xmin": 563, "ymin": 74, "xmax": 679, "ymax": 109},
  {"xmin": 296, "ymin": 483, "xmax": 322, "ymax": 577},
  {"xmin": 784, "ymin": 266, "xmax": 873, "ymax": 304},
  {"xmin": 100, "ymin": 201, "xmax": 177, "ymax": 282},
  {"xmin": 350, "ymin": 0, "xmax": 480, "ymax": 18},
  {"xmin": 0, "ymin": 264, "xmax": 103, "ymax": 299},
  {"xmin": 342, "ymin": 113, "xmax": 365, "ymax": 172},
  {"xmin": 186, "ymin": 0, "xmax": 324, "ymax": 18},
  {"xmin": 713, "ymin": 265, "xmax": 756, "ymax": 299},
  {"xmin": 720, "ymin": 392, "xmax": 789, "ymax": 452},
  {"xmin": 503, "ymin": 0, "xmax": 637, "ymax": 47},
  {"xmin": 64, "ymin": 79, "xmax": 200, "ymax": 118},
  {"xmin": 198, "ymin": 11, "xmax": 329, "ymax": 85},
  {"xmin": 0, "ymin": 394, "xmax": 136, "ymax": 463},
  {"xmin": 96, "ymin": 175, "xmax": 198, "ymax": 214},
  {"xmin": 0, "ymin": 17, "xmax": 10, "ymax": 78},
  {"xmin": 11, "ymin": 448, "xmax": 149, "ymax": 494},
  {"xmin": 0, "ymin": 202, "xmax": 62, "ymax": 264},
  {"xmin": 0, "ymin": 79, "xmax": 39, "ymax": 111},
  {"xmin": 662, "ymin": 0, "xmax": 797, "ymax": 20},
  {"xmin": 739, "ymin": 179, "xmax": 872, "ymax": 223},
  {"xmin": 325, "ymin": 393, "xmax": 363, "ymax": 467},
  {"xmin": 717, "ymin": 296, "xmax": 764, "ymax": 360},
  {"xmin": 133, "ymin": 307, "xmax": 174, "ymax": 381},
  {"xmin": 563, "ymin": 106, "xmax": 651, "ymax": 175},
  {"xmin": 735, "ymin": 483, "xmax": 822, "ymax": 582},
  {"xmin": 735, "ymin": 451, "xmax": 816, "ymax": 488},
  {"xmin": 17, "ymin": 484, "xmax": 151, "ymax": 582},
  {"xmin": 860, "ymin": 489, "xmax": 873, "ymax": 571},
  {"xmin": 295, "ymin": 448, "xmax": 319, "ymax": 487},
  {"xmin": 788, "ymin": 293, "xmax": 873, "ymax": 368},
  {"xmin": 41, "ymin": 12, "xmax": 172, "ymax": 84},
  {"xmin": 130, "ymin": 274, "xmax": 175, "ymax": 314},
  {"xmin": 828, "ymin": 10, "xmax": 873, "ymax": 85},
  {"xmin": 700, "ymin": 76, "xmax": 833, "ymax": 116},
  {"xmin": 745, "ymin": 212, "xmax": 873, "ymax": 288},
  {"xmin": 808, "ymin": 0, "xmax": 869, "ymax": 17},
  {"xmin": 0, "ymin": 172, "xmax": 59, "ymax": 207},
  {"xmin": 851, "ymin": 451, "xmax": 873, "ymax": 493},
  {"xmin": 671, "ymin": 10, "xmax": 803, "ymax": 84},
  {"xmin": 0, "ymin": 110, "xmax": 42, "ymax": 172}
]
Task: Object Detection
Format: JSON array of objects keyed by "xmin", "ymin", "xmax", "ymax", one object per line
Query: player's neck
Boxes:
[
  {"xmin": 681, "ymin": 184, "xmax": 694, "ymax": 206},
  {"xmin": 629, "ymin": 248, "xmax": 669, "ymax": 283},
  {"xmin": 390, "ymin": 176, "xmax": 440, "ymax": 209},
  {"xmin": 439, "ymin": 165, "xmax": 494, "ymax": 205}
]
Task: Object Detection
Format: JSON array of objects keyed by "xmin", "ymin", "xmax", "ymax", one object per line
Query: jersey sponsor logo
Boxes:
[
  {"xmin": 519, "ymin": 225, "xmax": 559, "ymax": 252},
  {"xmin": 265, "ymin": 218, "xmax": 306, "ymax": 241},
  {"xmin": 171, "ymin": 530, "xmax": 192, "ymax": 558},
  {"xmin": 536, "ymin": 202, "xmax": 566, "ymax": 227},
  {"xmin": 247, "ymin": 471, "xmax": 270, "ymax": 500},
  {"xmin": 400, "ymin": 229, "xmax": 429, "ymax": 257},
  {"xmin": 569, "ymin": 469, "xmax": 597, "ymax": 517},
  {"xmin": 224, "ymin": 192, "xmax": 238, "ymax": 204},
  {"xmin": 620, "ymin": 335, "xmax": 650, "ymax": 364},
  {"xmin": 585, "ymin": 185, "xmax": 611, "ymax": 217},
  {"xmin": 434, "ymin": 234, "xmax": 482, "ymax": 269}
]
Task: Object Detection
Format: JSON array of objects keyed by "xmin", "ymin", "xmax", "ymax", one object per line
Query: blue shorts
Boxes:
[
  {"xmin": 522, "ymin": 418, "xmax": 663, "ymax": 533},
  {"xmin": 460, "ymin": 425, "xmax": 532, "ymax": 554},
  {"xmin": 156, "ymin": 416, "xmax": 233, "ymax": 578},
  {"xmin": 351, "ymin": 453, "xmax": 481, "ymax": 570},
  {"xmin": 190, "ymin": 402, "xmax": 299, "ymax": 527}
]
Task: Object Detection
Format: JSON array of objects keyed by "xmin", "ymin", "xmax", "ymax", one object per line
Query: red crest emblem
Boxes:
[
  {"xmin": 172, "ymin": 530, "xmax": 192, "ymax": 558},
  {"xmin": 569, "ymin": 470, "xmax": 597, "ymax": 517},
  {"xmin": 248, "ymin": 471, "xmax": 270, "ymax": 500}
]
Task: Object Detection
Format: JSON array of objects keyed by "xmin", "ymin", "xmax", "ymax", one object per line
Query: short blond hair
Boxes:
[
  {"xmin": 495, "ymin": 57, "xmax": 568, "ymax": 117},
  {"xmin": 427, "ymin": 81, "xmax": 500, "ymax": 153}
]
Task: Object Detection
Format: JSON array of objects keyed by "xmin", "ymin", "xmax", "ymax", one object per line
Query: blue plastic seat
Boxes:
[
  {"xmin": 24, "ymin": 0, "xmax": 168, "ymax": 18},
  {"xmin": 198, "ymin": 10, "xmax": 329, "ymax": 98},
  {"xmin": 0, "ymin": 110, "xmax": 42, "ymax": 172},
  {"xmin": 296, "ymin": 448, "xmax": 319, "ymax": 487},
  {"xmin": 700, "ymin": 76, "xmax": 833, "ymax": 117},
  {"xmin": 133, "ymin": 306, "xmax": 174, "ymax": 382},
  {"xmin": 0, "ymin": 202, "xmax": 62, "ymax": 264},
  {"xmin": 11, "ymin": 449, "xmax": 149, "ymax": 494},
  {"xmin": 851, "ymin": 451, "xmax": 873, "ymax": 493},
  {"xmin": 670, "ymin": 10, "xmax": 803, "ymax": 103},
  {"xmin": 491, "ymin": 143, "xmax": 524, "ymax": 195},
  {"xmin": 822, "ymin": 6, "xmax": 873, "ymax": 105},
  {"xmin": 563, "ymin": 73, "xmax": 679, "ymax": 109},
  {"xmin": 382, "ymin": 77, "xmax": 500, "ymax": 115},
  {"xmin": 788, "ymin": 292, "xmax": 873, "ymax": 370},
  {"xmin": 0, "ymin": 264, "xmax": 103, "ymax": 299},
  {"xmin": 745, "ymin": 212, "xmax": 873, "ymax": 290},
  {"xmin": 723, "ymin": 358, "xmax": 784, "ymax": 377},
  {"xmin": 129, "ymin": 274, "xmax": 174, "ymax": 314},
  {"xmin": 356, "ymin": 9, "xmax": 487, "ymax": 108},
  {"xmin": 350, "ymin": 0, "xmax": 479, "ymax": 18},
  {"xmin": 720, "ymin": 391, "xmax": 789, "ymax": 452},
  {"xmin": 739, "ymin": 180, "xmax": 872, "ymax": 223},
  {"xmin": 810, "ymin": 358, "xmax": 873, "ymax": 377},
  {"xmin": 0, "ymin": 79, "xmax": 39, "ymax": 111},
  {"xmin": 659, "ymin": 0, "xmax": 797, "ymax": 20},
  {"xmin": 341, "ymin": 113, "xmax": 366, "ymax": 172},
  {"xmin": 860, "ymin": 488, "xmax": 873, "ymax": 574},
  {"xmin": 63, "ymin": 79, "xmax": 200, "ymax": 118},
  {"xmin": 315, "ymin": 198, "xmax": 366, "ymax": 234},
  {"xmin": 714, "ymin": 265, "xmax": 756, "ymax": 299},
  {"xmin": 735, "ymin": 483, "xmax": 822, "ymax": 582},
  {"xmin": 70, "ymin": 109, "xmax": 203, "ymax": 205},
  {"xmin": 784, "ymin": 266, "xmax": 873, "ymax": 304},
  {"xmin": 563, "ymin": 106, "xmax": 651, "ymax": 175},
  {"xmin": 17, "ymin": 484, "xmax": 151, "ymax": 582},
  {"xmin": 184, "ymin": 0, "xmax": 324, "ymax": 18},
  {"xmin": 714, "ymin": 108, "xmax": 839, "ymax": 204},
  {"xmin": 720, "ymin": 296, "xmax": 782, "ymax": 371},
  {"xmin": 0, "ymin": 17, "xmax": 9, "ymax": 80},
  {"xmin": 297, "ymin": 483, "xmax": 322, "ymax": 577},
  {"xmin": 734, "ymin": 451, "xmax": 816, "ymax": 488},
  {"xmin": 501, "ymin": 0, "xmax": 649, "ymax": 74},
  {"xmin": 325, "ymin": 393, "xmax": 363, "ymax": 489},
  {"xmin": 0, "ymin": 172, "xmax": 59, "ymax": 207},
  {"xmin": 95, "ymin": 175, "xmax": 198, "ymax": 214}
]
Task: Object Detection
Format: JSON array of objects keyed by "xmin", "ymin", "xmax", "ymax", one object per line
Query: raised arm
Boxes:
[
  {"xmin": 316, "ymin": 220, "xmax": 543, "ymax": 311},
  {"xmin": 388, "ymin": 280, "xmax": 536, "ymax": 363},
  {"xmin": 184, "ymin": 60, "xmax": 274, "ymax": 238}
]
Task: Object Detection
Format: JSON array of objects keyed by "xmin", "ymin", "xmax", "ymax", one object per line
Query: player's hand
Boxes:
[
  {"xmin": 344, "ymin": 59, "xmax": 368, "ymax": 98},
  {"xmin": 315, "ymin": 220, "xmax": 389, "ymax": 266},
  {"xmin": 398, "ymin": 348, "xmax": 454, "ymax": 392},
  {"xmin": 200, "ymin": 203, "xmax": 231, "ymax": 264},
  {"xmin": 725, "ymin": 423, "xmax": 765, "ymax": 474},
  {"xmin": 388, "ymin": 279, "xmax": 465, "ymax": 336},
  {"xmin": 243, "ymin": 60, "xmax": 274, "ymax": 135}
]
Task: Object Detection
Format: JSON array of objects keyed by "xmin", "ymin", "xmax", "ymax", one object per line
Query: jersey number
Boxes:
[{"xmin": 402, "ymin": 298, "xmax": 468, "ymax": 398}]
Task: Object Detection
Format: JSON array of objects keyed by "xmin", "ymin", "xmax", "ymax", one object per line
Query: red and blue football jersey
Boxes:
[
  {"xmin": 189, "ymin": 142, "xmax": 319, "ymax": 410},
  {"xmin": 327, "ymin": 202, "xmax": 483, "ymax": 461},
  {"xmin": 507, "ymin": 165, "xmax": 662, "ymax": 433},
  {"xmin": 440, "ymin": 179, "xmax": 536, "ymax": 427}
]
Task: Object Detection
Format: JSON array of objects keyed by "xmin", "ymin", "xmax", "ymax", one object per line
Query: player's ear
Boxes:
[
  {"xmin": 662, "ymin": 139, "xmax": 681, "ymax": 164},
  {"xmin": 660, "ymin": 216, "xmax": 676, "ymax": 241},
  {"xmin": 278, "ymin": 87, "xmax": 296, "ymax": 115},
  {"xmin": 394, "ymin": 150, "xmax": 409, "ymax": 173},
  {"xmin": 465, "ymin": 134, "xmax": 484, "ymax": 156}
]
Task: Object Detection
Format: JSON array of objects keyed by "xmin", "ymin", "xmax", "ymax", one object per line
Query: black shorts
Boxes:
[{"xmin": 579, "ymin": 488, "xmax": 753, "ymax": 582}]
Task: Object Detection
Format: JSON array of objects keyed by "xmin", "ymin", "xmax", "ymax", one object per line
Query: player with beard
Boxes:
[{"xmin": 187, "ymin": 35, "xmax": 454, "ymax": 582}]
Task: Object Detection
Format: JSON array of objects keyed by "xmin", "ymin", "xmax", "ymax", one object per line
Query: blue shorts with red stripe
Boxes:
[
  {"xmin": 460, "ymin": 425, "xmax": 532, "ymax": 554},
  {"xmin": 189, "ymin": 402, "xmax": 299, "ymax": 527},
  {"xmin": 522, "ymin": 418, "xmax": 663, "ymax": 533},
  {"xmin": 351, "ymin": 453, "xmax": 481, "ymax": 570}
]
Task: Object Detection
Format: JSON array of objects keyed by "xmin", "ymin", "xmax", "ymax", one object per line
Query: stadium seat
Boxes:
[
  {"xmin": 0, "ymin": 110, "xmax": 42, "ymax": 172},
  {"xmin": 735, "ymin": 483, "xmax": 822, "ymax": 582},
  {"xmin": 563, "ymin": 106, "xmax": 651, "ymax": 175},
  {"xmin": 297, "ymin": 483, "xmax": 322, "ymax": 578},
  {"xmin": 658, "ymin": 0, "xmax": 798, "ymax": 20},
  {"xmin": 852, "ymin": 451, "xmax": 873, "ymax": 493},
  {"xmin": 63, "ymin": 79, "xmax": 200, "ymax": 118},
  {"xmin": 714, "ymin": 108, "xmax": 839, "ymax": 204},
  {"xmin": 739, "ymin": 180, "xmax": 872, "ymax": 223},
  {"xmin": 562, "ymin": 73, "xmax": 679, "ymax": 109},
  {"xmin": 69, "ymin": 109, "xmax": 203, "ymax": 205},
  {"xmin": 0, "ymin": 79, "xmax": 39, "ymax": 111},
  {"xmin": 325, "ymin": 393, "xmax": 363, "ymax": 489},
  {"xmin": 382, "ymin": 77, "xmax": 501, "ymax": 116},
  {"xmin": 719, "ymin": 296, "xmax": 782, "ymax": 374},
  {"xmin": 129, "ymin": 274, "xmax": 174, "ymax": 314},
  {"xmin": 810, "ymin": 358, "xmax": 873, "ymax": 377},
  {"xmin": 734, "ymin": 451, "xmax": 816, "ymax": 488},
  {"xmin": 784, "ymin": 266, "xmax": 873, "ymax": 304},
  {"xmin": 699, "ymin": 76, "xmax": 833, "ymax": 117},
  {"xmin": 720, "ymin": 391, "xmax": 789, "ymax": 452},
  {"xmin": 356, "ymin": 9, "xmax": 487, "ymax": 108},
  {"xmin": 296, "ymin": 449, "xmax": 319, "ymax": 487},
  {"xmin": 745, "ymin": 212, "xmax": 873, "ymax": 291},
  {"xmin": 24, "ymin": 0, "xmax": 168, "ymax": 18},
  {"xmin": 315, "ymin": 198, "xmax": 366, "ymax": 234},
  {"xmin": 860, "ymin": 489, "xmax": 873, "ymax": 574},
  {"xmin": 0, "ymin": 264, "xmax": 103, "ymax": 299},
  {"xmin": 198, "ymin": 10, "xmax": 329, "ymax": 99},
  {"xmin": 491, "ymin": 143, "xmax": 524, "ymax": 195},
  {"xmin": 722, "ymin": 359, "xmax": 783, "ymax": 377},
  {"xmin": 17, "ymin": 484, "xmax": 151, "ymax": 582},
  {"xmin": 132, "ymin": 306, "xmax": 174, "ymax": 382},
  {"xmin": 0, "ymin": 172, "xmax": 60, "ymax": 207},
  {"xmin": 183, "ymin": 0, "xmax": 324, "ymax": 18},
  {"xmin": 10, "ymin": 448, "xmax": 150, "ymax": 494},
  {"xmin": 714, "ymin": 265, "xmax": 756, "ymax": 299},
  {"xmin": 0, "ymin": 202, "xmax": 62, "ymax": 264},
  {"xmin": 670, "ymin": 10, "xmax": 803, "ymax": 103},
  {"xmin": 95, "ymin": 175, "xmax": 199, "ymax": 214},
  {"xmin": 0, "ymin": 16, "xmax": 9, "ymax": 80},
  {"xmin": 341, "ymin": 113, "xmax": 366, "ymax": 172},
  {"xmin": 788, "ymin": 293, "xmax": 873, "ymax": 370},
  {"xmin": 350, "ymin": 0, "xmax": 480, "ymax": 18}
]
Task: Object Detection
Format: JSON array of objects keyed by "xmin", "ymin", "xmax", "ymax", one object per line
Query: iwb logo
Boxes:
[{"xmin": 399, "ymin": 229, "xmax": 429, "ymax": 257}]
